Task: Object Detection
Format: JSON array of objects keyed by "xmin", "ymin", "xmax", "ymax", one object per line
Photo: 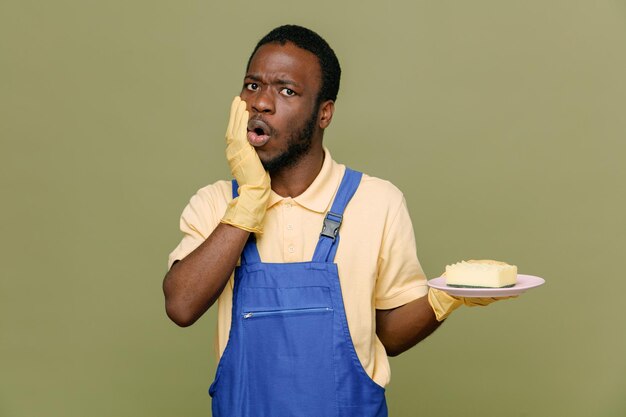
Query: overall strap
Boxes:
[
  {"xmin": 231, "ymin": 179, "xmax": 261, "ymax": 264},
  {"xmin": 312, "ymin": 168, "xmax": 363, "ymax": 263}
]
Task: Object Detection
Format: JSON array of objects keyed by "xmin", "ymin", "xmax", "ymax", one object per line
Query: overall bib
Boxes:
[{"xmin": 209, "ymin": 168, "xmax": 388, "ymax": 417}]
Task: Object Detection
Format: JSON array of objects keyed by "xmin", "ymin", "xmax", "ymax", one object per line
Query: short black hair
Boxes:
[{"xmin": 246, "ymin": 25, "xmax": 341, "ymax": 104}]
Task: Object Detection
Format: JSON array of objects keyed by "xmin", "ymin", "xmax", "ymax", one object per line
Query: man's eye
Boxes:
[
  {"xmin": 246, "ymin": 83, "xmax": 259, "ymax": 91},
  {"xmin": 281, "ymin": 88, "xmax": 295, "ymax": 96}
]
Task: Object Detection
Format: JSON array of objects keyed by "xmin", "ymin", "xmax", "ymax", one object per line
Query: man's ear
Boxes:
[{"xmin": 318, "ymin": 100, "xmax": 335, "ymax": 129}]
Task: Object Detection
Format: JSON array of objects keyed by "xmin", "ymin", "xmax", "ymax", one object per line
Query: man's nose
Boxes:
[{"xmin": 250, "ymin": 89, "xmax": 275, "ymax": 115}]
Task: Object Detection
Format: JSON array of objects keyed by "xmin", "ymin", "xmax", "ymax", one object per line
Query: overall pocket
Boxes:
[
  {"xmin": 242, "ymin": 306, "xmax": 333, "ymax": 319},
  {"xmin": 241, "ymin": 286, "xmax": 337, "ymax": 416}
]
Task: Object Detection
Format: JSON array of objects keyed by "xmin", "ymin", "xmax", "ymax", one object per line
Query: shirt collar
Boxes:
[{"xmin": 267, "ymin": 147, "xmax": 345, "ymax": 213}]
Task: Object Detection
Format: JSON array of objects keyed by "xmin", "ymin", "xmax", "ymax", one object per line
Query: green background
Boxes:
[{"xmin": 2, "ymin": 1, "xmax": 625, "ymax": 416}]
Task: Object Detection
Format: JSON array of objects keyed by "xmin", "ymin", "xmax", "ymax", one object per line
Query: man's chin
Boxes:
[
  {"xmin": 261, "ymin": 150, "xmax": 297, "ymax": 173},
  {"xmin": 263, "ymin": 144, "xmax": 313, "ymax": 172}
]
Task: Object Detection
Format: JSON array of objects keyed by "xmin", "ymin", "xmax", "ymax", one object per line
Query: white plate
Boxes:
[{"xmin": 427, "ymin": 274, "xmax": 545, "ymax": 297}]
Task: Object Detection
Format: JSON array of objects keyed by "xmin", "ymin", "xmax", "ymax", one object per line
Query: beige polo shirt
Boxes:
[{"xmin": 168, "ymin": 148, "xmax": 428, "ymax": 387}]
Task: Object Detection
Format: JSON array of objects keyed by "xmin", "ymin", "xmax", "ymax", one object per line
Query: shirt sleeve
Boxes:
[
  {"xmin": 374, "ymin": 194, "xmax": 428, "ymax": 310},
  {"xmin": 167, "ymin": 182, "xmax": 229, "ymax": 270}
]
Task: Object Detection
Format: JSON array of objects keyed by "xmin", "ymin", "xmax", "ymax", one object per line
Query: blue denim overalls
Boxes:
[{"xmin": 209, "ymin": 168, "xmax": 388, "ymax": 417}]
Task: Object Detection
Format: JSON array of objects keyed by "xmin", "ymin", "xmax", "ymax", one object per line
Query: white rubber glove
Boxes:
[{"xmin": 220, "ymin": 96, "xmax": 271, "ymax": 233}]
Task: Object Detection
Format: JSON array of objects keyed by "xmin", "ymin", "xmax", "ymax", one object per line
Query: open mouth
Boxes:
[{"xmin": 247, "ymin": 119, "xmax": 271, "ymax": 147}]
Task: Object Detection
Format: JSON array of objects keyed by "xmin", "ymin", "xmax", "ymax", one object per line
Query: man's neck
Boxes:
[{"xmin": 269, "ymin": 145, "xmax": 325, "ymax": 198}]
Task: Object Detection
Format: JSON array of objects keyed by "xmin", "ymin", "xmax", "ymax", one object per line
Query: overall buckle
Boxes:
[{"xmin": 320, "ymin": 212, "xmax": 343, "ymax": 240}]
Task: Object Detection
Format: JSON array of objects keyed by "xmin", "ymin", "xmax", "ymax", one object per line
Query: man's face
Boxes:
[{"xmin": 240, "ymin": 42, "xmax": 323, "ymax": 173}]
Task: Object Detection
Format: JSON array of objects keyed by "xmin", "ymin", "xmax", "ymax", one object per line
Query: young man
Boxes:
[{"xmin": 163, "ymin": 25, "xmax": 499, "ymax": 417}]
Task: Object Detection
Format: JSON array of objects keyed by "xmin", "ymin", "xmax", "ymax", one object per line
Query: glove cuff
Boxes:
[
  {"xmin": 427, "ymin": 287, "xmax": 463, "ymax": 321},
  {"xmin": 220, "ymin": 184, "xmax": 270, "ymax": 233}
]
